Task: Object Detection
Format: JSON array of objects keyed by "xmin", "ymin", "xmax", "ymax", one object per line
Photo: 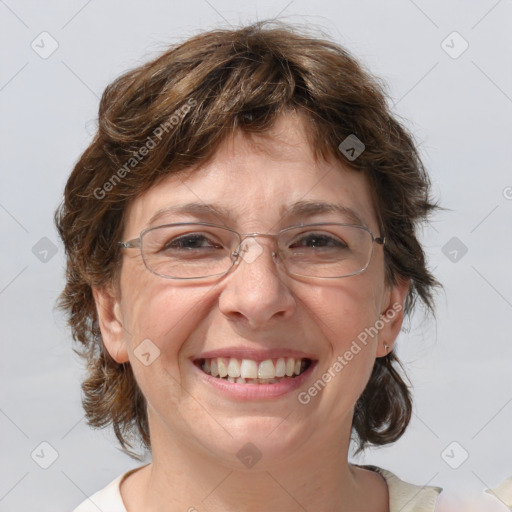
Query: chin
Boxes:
[{"xmin": 213, "ymin": 415, "xmax": 308, "ymax": 464}]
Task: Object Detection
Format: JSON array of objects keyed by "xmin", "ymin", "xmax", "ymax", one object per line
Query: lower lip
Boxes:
[{"xmin": 192, "ymin": 361, "xmax": 317, "ymax": 400}]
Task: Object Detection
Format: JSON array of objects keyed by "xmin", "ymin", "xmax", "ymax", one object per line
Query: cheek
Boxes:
[
  {"xmin": 302, "ymin": 275, "xmax": 384, "ymax": 399},
  {"xmin": 120, "ymin": 270, "xmax": 207, "ymax": 365},
  {"xmin": 307, "ymin": 273, "xmax": 384, "ymax": 349},
  {"xmin": 118, "ymin": 278, "xmax": 211, "ymax": 412}
]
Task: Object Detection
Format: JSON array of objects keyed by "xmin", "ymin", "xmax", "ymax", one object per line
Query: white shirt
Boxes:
[{"xmin": 72, "ymin": 463, "xmax": 443, "ymax": 512}]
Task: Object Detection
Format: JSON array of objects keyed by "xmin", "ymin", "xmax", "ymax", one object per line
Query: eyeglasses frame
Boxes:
[{"xmin": 118, "ymin": 221, "xmax": 385, "ymax": 280}]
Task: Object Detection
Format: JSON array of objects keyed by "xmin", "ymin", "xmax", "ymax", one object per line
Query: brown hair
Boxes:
[{"xmin": 55, "ymin": 20, "xmax": 439, "ymax": 458}]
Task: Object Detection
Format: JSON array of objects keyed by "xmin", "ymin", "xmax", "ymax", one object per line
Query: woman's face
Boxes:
[{"xmin": 95, "ymin": 113, "xmax": 407, "ymax": 467}]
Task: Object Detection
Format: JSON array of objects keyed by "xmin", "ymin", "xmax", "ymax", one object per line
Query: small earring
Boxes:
[{"xmin": 384, "ymin": 343, "xmax": 389, "ymax": 354}]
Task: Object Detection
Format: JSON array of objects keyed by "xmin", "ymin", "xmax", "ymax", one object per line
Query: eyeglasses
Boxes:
[{"xmin": 119, "ymin": 222, "xmax": 385, "ymax": 280}]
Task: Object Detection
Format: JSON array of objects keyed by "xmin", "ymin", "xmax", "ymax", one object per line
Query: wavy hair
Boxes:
[{"xmin": 55, "ymin": 20, "xmax": 439, "ymax": 458}]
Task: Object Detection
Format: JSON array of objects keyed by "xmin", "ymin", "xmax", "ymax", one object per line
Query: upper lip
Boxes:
[{"xmin": 193, "ymin": 347, "xmax": 317, "ymax": 362}]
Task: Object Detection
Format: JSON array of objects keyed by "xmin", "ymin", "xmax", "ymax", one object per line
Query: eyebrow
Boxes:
[{"xmin": 146, "ymin": 200, "xmax": 367, "ymax": 229}]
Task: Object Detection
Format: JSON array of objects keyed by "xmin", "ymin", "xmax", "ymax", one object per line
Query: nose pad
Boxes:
[
  {"xmin": 271, "ymin": 249, "xmax": 283, "ymax": 264},
  {"xmin": 236, "ymin": 238, "xmax": 264, "ymax": 264},
  {"xmin": 232, "ymin": 236, "xmax": 282, "ymax": 267}
]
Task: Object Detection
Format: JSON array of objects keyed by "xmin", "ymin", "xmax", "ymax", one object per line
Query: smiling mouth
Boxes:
[{"xmin": 196, "ymin": 357, "xmax": 313, "ymax": 384}]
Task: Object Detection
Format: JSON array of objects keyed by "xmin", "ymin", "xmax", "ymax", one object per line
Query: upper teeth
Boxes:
[{"xmin": 202, "ymin": 357, "xmax": 307, "ymax": 379}]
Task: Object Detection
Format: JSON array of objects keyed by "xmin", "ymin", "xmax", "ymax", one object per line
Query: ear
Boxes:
[
  {"xmin": 92, "ymin": 283, "xmax": 129, "ymax": 363},
  {"xmin": 375, "ymin": 277, "xmax": 410, "ymax": 358}
]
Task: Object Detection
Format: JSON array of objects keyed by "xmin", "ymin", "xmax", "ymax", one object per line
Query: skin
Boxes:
[{"xmin": 94, "ymin": 112, "xmax": 409, "ymax": 512}]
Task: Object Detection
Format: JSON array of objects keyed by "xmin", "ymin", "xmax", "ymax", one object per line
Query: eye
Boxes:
[
  {"xmin": 163, "ymin": 233, "xmax": 223, "ymax": 251},
  {"xmin": 289, "ymin": 232, "xmax": 348, "ymax": 249}
]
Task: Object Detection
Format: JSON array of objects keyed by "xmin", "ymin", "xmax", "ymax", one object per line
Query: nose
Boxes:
[{"xmin": 218, "ymin": 236, "xmax": 296, "ymax": 329}]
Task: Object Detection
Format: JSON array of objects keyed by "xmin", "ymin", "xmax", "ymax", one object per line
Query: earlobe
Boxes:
[
  {"xmin": 92, "ymin": 284, "xmax": 129, "ymax": 364},
  {"xmin": 376, "ymin": 277, "xmax": 410, "ymax": 357}
]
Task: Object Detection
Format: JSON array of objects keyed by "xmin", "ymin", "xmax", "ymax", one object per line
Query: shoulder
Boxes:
[
  {"xmin": 354, "ymin": 464, "xmax": 443, "ymax": 512},
  {"xmin": 72, "ymin": 465, "xmax": 148, "ymax": 512}
]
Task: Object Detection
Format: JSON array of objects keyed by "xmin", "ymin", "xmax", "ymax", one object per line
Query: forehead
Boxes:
[{"xmin": 123, "ymin": 114, "xmax": 379, "ymax": 235}]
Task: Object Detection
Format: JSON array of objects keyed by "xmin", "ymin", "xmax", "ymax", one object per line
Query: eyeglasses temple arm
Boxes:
[{"xmin": 118, "ymin": 239, "xmax": 141, "ymax": 249}]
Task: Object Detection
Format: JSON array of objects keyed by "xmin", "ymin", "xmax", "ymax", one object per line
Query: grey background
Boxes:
[{"xmin": 1, "ymin": 0, "xmax": 511, "ymax": 510}]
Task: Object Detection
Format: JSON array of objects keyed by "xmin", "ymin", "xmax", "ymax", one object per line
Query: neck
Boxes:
[{"xmin": 122, "ymin": 410, "xmax": 388, "ymax": 512}]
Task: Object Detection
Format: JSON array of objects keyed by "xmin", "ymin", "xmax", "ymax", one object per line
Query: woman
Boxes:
[{"xmin": 57, "ymin": 21, "xmax": 444, "ymax": 511}]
